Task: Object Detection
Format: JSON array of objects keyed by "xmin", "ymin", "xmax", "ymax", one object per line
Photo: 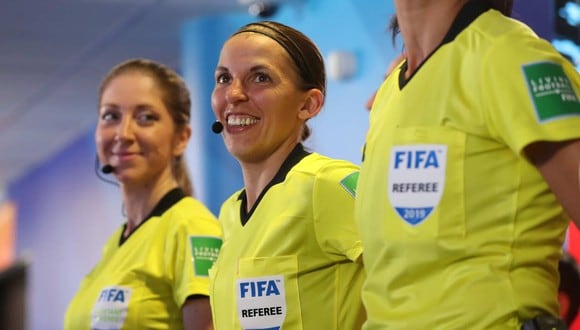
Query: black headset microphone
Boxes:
[
  {"xmin": 94, "ymin": 155, "xmax": 119, "ymax": 187},
  {"xmin": 212, "ymin": 121, "xmax": 224, "ymax": 134},
  {"xmin": 101, "ymin": 164, "xmax": 115, "ymax": 174}
]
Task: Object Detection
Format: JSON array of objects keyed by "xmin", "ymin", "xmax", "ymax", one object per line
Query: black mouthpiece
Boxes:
[
  {"xmin": 101, "ymin": 164, "xmax": 115, "ymax": 174},
  {"xmin": 212, "ymin": 121, "xmax": 224, "ymax": 134}
]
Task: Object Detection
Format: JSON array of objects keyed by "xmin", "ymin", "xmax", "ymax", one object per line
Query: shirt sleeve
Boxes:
[
  {"xmin": 482, "ymin": 30, "xmax": 580, "ymax": 156},
  {"xmin": 167, "ymin": 199, "xmax": 223, "ymax": 307},
  {"xmin": 312, "ymin": 160, "xmax": 363, "ymax": 262}
]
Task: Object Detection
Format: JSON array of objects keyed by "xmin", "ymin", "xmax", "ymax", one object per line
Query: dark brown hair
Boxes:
[
  {"xmin": 99, "ymin": 58, "xmax": 194, "ymax": 196},
  {"xmin": 233, "ymin": 21, "xmax": 326, "ymax": 141}
]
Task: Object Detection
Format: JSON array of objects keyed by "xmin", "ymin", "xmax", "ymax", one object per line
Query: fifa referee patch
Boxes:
[
  {"xmin": 522, "ymin": 61, "xmax": 580, "ymax": 122},
  {"xmin": 340, "ymin": 171, "xmax": 359, "ymax": 197},
  {"xmin": 189, "ymin": 236, "xmax": 222, "ymax": 276}
]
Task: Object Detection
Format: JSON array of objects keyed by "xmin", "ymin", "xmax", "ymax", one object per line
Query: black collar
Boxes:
[
  {"xmin": 238, "ymin": 143, "xmax": 310, "ymax": 226},
  {"xmin": 119, "ymin": 187, "xmax": 186, "ymax": 246},
  {"xmin": 399, "ymin": 1, "xmax": 492, "ymax": 88}
]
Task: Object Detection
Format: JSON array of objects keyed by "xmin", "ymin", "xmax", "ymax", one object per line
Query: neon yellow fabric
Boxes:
[
  {"xmin": 64, "ymin": 197, "xmax": 222, "ymax": 329},
  {"xmin": 356, "ymin": 6, "xmax": 580, "ymax": 330},
  {"xmin": 210, "ymin": 153, "xmax": 365, "ymax": 329}
]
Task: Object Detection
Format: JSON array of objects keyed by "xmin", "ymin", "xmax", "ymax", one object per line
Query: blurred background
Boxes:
[{"xmin": 0, "ymin": 0, "xmax": 578, "ymax": 329}]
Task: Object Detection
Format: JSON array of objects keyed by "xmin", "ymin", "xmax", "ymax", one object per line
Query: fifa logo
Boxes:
[
  {"xmin": 393, "ymin": 150, "xmax": 440, "ymax": 169},
  {"xmin": 239, "ymin": 279, "xmax": 281, "ymax": 298},
  {"xmin": 97, "ymin": 288, "xmax": 129, "ymax": 303}
]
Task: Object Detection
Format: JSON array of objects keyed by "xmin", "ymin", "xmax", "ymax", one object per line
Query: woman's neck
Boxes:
[
  {"xmin": 240, "ymin": 141, "xmax": 298, "ymax": 211},
  {"xmin": 121, "ymin": 172, "xmax": 179, "ymax": 235},
  {"xmin": 395, "ymin": 0, "xmax": 466, "ymax": 77}
]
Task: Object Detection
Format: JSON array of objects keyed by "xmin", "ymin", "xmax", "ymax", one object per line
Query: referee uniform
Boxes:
[
  {"xmin": 356, "ymin": 2, "xmax": 580, "ymax": 329},
  {"xmin": 64, "ymin": 188, "xmax": 222, "ymax": 329},
  {"xmin": 209, "ymin": 144, "xmax": 365, "ymax": 329}
]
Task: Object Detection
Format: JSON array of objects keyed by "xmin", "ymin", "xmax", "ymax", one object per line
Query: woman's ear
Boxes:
[
  {"xmin": 298, "ymin": 89, "xmax": 323, "ymax": 120},
  {"xmin": 173, "ymin": 125, "xmax": 192, "ymax": 157}
]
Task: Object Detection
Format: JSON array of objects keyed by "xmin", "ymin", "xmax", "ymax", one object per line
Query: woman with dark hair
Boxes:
[
  {"xmin": 208, "ymin": 21, "xmax": 366, "ymax": 329},
  {"xmin": 64, "ymin": 59, "xmax": 222, "ymax": 330},
  {"xmin": 356, "ymin": 0, "xmax": 580, "ymax": 328}
]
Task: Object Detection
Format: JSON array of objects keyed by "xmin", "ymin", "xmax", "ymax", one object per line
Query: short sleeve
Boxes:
[
  {"xmin": 167, "ymin": 199, "xmax": 223, "ymax": 307},
  {"xmin": 482, "ymin": 31, "xmax": 580, "ymax": 155},
  {"xmin": 312, "ymin": 161, "xmax": 363, "ymax": 262}
]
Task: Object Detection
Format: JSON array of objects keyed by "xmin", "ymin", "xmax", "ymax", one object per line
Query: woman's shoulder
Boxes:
[
  {"xmin": 297, "ymin": 152, "xmax": 359, "ymax": 178},
  {"xmin": 472, "ymin": 10, "xmax": 558, "ymax": 61},
  {"xmin": 163, "ymin": 196, "xmax": 221, "ymax": 235},
  {"xmin": 293, "ymin": 153, "xmax": 359, "ymax": 196}
]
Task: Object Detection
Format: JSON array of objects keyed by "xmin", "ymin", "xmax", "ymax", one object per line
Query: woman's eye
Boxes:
[
  {"xmin": 216, "ymin": 73, "xmax": 230, "ymax": 84},
  {"xmin": 101, "ymin": 112, "xmax": 118, "ymax": 121},
  {"xmin": 254, "ymin": 73, "xmax": 270, "ymax": 83},
  {"xmin": 137, "ymin": 113, "xmax": 157, "ymax": 123}
]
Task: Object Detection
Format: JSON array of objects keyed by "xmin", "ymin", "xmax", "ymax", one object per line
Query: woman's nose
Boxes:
[
  {"xmin": 225, "ymin": 79, "xmax": 247, "ymax": 104},
  {"xmin": 115, "ymin": 117, "xmax": 134, "ymax": 141}
]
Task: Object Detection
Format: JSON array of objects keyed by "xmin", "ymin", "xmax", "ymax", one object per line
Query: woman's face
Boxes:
[
  {"xmin": 211, "ymin": 33, "xmax": 311, "ymax": 164},
  {"xmin": 95, "ymin": 72, "xmax": 186, "ymax": 185}
]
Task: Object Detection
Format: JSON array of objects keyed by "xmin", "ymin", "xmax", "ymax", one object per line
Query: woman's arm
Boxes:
[
  {"xmin": 182, "ymin": 295, "xmax": 213, "ymax": 330},
  {"xmin": 526, "ymin": 139, "xmax": 580, "ymax": 227}
]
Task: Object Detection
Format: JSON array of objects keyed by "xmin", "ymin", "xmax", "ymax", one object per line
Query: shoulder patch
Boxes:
[
  {"xmin": 340, "ymin": 171, "xmax": 359, "ymax": 197},
  {"xmin": 522, "ymin": 61, "xmax": 580, "ymax": 122},
  {"xmin": 189, "ymin": 236, "xmax": 222, "ymax": 277}
]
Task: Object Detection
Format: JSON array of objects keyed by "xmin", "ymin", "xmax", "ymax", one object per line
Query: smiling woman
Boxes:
[
  {"xmin": 64, "ymin": 59, "xmax": 222, "ymax": 330},
  {"xmin": 208, "ymin": 21, "xmax": 366, "ymax": 329}
]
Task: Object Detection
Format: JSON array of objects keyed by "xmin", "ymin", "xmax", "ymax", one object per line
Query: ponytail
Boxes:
[{"xmin": 173, "ymin": 156, "xmax": 194, "ymax": 197}]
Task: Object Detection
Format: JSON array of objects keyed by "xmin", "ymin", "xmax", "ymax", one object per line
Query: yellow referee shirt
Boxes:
[
  {"xmin": 64, "ymin": 189, "xmax": 222, "ymax": 329},
  {"xmin": 209, "ymin": 144, "xmax": 365, "ymax": 329},
  {"xmin": 356, "ymin": 2, "xmax": 580, "ymax": 329}
]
